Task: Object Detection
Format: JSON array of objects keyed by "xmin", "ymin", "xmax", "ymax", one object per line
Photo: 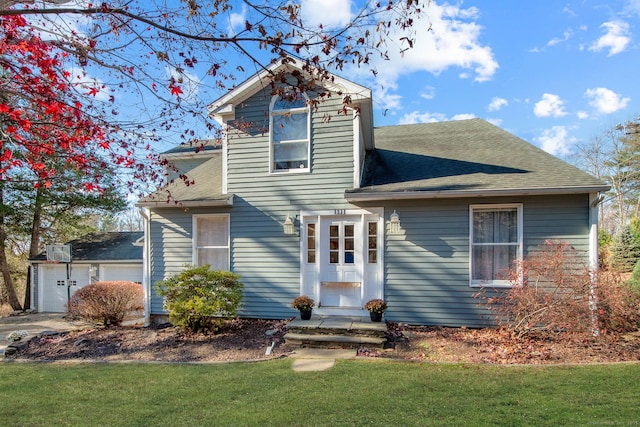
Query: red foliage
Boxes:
[{"xmin": 0, "ymin": 14, "xmax": 161, "ymax": 192}]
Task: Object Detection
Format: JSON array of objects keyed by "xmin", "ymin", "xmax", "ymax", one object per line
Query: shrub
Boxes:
[
  {"xmin": 627, "ymin": 259, "xmax": 640, "ymax": 291},
  {"xmin": 155, "ymin": 265, "xmax": 243, "ymax": 334},
  {"xmin": 67, "ymin": 281, "xmax": 144, "ymax": 326},
  {"xmin": 597, "ymin": 269, "xmax": 640, "ymax": 334},
  {"xmin": 608, "ymin": 226, "xmax": 640, "ymax": 273},
  {"xmin": 475, "ymin": 241, "xmax": 640, "ymax": 336}
]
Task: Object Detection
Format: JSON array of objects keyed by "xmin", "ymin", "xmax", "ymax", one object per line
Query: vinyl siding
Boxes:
[
  {"xmin": 357, "ymin": 194, "xmax": 590, "ymax": 327},
  {"xmin": 225, "ymin": 89, "xmax": 358, "ymax": 318}
]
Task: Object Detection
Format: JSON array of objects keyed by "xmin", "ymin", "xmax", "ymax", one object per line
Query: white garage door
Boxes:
[
  {"xmin": 101, "ymin": 264, "xmax": 143, "ymax": 283},
  {"xmin": 40, "ymin": 264, "xmax": 91, "ymax": 312}
]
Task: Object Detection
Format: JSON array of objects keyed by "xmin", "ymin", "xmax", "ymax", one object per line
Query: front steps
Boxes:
[{"xmin": 285, "ymin": 315, "xmax": 387, "ymax": 349}]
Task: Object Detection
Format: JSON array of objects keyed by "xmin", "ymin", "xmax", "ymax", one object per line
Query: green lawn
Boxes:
[{"xmin": 1, "ymin": 359, "xmax": 638, "ymax": 426}]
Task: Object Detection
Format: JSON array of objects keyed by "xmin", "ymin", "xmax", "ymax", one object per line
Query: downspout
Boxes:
[
  {"xmin": 589, "ymin": 192, "xmax": 603, "ymax": 337},
  {"xmin": 139, "ymin": 207, "xmax": 152, "ymax": 326}
]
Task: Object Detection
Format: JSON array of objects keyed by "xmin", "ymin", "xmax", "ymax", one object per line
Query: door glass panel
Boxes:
[
  {"xmin": 307, "ymin": 223, "xmax": 316, "ymax": 263},
  {"xmin": 329, "ymin": 225, "xmax": 339, "ymax": 264},
  {"xmin": 367, "ymin": 221, "xmax": 377, "ymax": 264},
  {"xmin": 344, "ymin": 224, "xmax": 355, "ymax": 264}
]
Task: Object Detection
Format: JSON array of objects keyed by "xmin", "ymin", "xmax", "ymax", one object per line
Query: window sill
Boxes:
[
  {"xmin": 270, "ymin": 169, "xmax": 310, "ymax": 175},
  {"xmin": 470, "ymin": 282, "xmax": 513, "ymax": 289}
]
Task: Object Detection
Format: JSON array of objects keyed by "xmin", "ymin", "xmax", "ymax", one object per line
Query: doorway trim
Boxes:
[{"xmin": 299, "ymin": 208, "xmax": 384, "ymax": 316}]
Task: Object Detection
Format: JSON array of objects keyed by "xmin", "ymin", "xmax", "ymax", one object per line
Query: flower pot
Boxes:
[
  {"xmin": 369, "ymin": 311, "xmax": 383, "ymax": 322},
  {"xmin": 300, "ymin": 309, "xmax": 312, "ymax": 320}
]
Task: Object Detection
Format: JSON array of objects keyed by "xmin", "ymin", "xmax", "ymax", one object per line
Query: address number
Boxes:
[{"xmin": 334, "ymin": 209, "xmax": 346, "ymax": 215}]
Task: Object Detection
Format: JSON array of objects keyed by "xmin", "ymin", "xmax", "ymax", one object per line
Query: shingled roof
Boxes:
[
  {"xmin": 30, "ymin": 232, "xmax": 143, "ymax": 262},
  {"xmin": 137, "ymin": 149, "xmax": 231, "ymax": 207},
  {"xmin": 347, "ymin": 118, "xmax": 608, "ymax": 200}
]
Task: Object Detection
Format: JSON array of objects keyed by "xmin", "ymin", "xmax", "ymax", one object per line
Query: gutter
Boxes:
[
  {"xmin": 136, "ymin": 195, "xmax": 234, "ymax": 208},
  {"xmin": 138, "ymin": 207, "xmax": 152, "ymax": 326},
  {"xmin": 345, "ymin": 185, "xmax": 611, "ymax": 202}
]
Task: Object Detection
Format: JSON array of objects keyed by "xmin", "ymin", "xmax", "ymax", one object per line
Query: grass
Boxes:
[{"xmin": 1, "ymin": 359, "xmax": 639, "ymax": 426}]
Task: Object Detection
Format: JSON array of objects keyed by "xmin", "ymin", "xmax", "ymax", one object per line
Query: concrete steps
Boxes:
[{"xmin": 285, "ymin": 315, "xmax": 387, "ymax": 349}]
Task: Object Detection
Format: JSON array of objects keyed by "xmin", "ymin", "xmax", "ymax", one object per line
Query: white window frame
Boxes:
[
  {"xmin": 192, "ymin": 214, "xmax": 230, "ymax": 270},
  {"xmin": 269, "ymin": 92, "xmax": 311, "ymax": 174},
  {"xmin": 469, "ymin": 203, "xmax": 523, "ymax": 288}
]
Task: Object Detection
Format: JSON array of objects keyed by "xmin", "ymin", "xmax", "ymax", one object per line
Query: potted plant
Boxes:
[
  {"xmin": 291, "ymin": 295, "xmax": 315, "ymax": 320},
  {"xmin": 364, "ymin": 298, "xmax": 387, "ymax": 322}
]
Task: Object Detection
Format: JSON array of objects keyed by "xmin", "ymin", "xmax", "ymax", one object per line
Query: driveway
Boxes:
[{"xmin": 0, "ymin": 312, "xmax": 91, "ymax": 356}]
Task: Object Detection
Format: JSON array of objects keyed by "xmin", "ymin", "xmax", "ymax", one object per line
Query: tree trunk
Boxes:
[{"xmin": 0, "ymin": 183, "xmax": 23, "ymax": 310}]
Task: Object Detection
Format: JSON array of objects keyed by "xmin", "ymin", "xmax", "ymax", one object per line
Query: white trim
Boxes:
[
  {"xmin": 208, "ymin": 59, "xmax": 371, "ymax": 124},
  {"xmin": 222, "ymin": 126, "xmax": 228, "ymax": 194},
  {"xmin": 300, "ymin": 208, "xmax": 384, "ymax": 316},
  {"xmin": 192, "ymin": 213, "xmax": 231, "ymax": 270},
  {"xmin": 352, "ymin": 108, "xmax": 361, "ymax": 189},
  {"xmin": 269, "ymin": 92, "xmax": 311, "ymax": 174},
  {"xmin": 469, "ymin": 203, "xmax": 523, "ymax": 288},
  {"xmin": 588, "ymin": 193, "xmax": 600, "ymax": 272},
  {"xmin": 346, "ymin": 186, "xmax": 611, "ymax": 202}
]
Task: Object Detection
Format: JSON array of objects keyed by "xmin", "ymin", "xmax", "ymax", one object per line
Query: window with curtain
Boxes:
[
  {"xmin": 194, "ymin": 214, "xmax": 230, "ymax": 270},
  {"xmin": 270, "ymin": 92, "xmax": 310, "ymax": 173},
  {"xmin": 470, "ymin": 205, "xmax": 522, "ymax": 287}
]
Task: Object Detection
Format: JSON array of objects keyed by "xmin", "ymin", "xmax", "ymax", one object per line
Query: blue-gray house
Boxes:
[{"xmin": 137, "ymin": 61, "xmax": 608, "ymax": 327}]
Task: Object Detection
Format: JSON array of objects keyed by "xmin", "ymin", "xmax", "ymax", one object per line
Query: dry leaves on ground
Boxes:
[{"xmin": 7, "ymin": 319, "xmax": 640, "ymax": 365}]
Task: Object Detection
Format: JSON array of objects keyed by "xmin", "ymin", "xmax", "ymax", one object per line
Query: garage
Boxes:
[{"xmin": 30, "ymin": 232, "xmax": 143, "ymax": 313}]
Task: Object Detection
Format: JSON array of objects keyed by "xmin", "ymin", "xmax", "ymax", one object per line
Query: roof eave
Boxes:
[
  {"xmin": 345, "ymin": 186, "xmax": 611, "ymax": 202},
  {"xmin": 136, "ymin": 195, "xmax": 234, "ymax": 208}
]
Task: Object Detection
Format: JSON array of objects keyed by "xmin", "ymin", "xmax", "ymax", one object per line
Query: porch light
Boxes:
[
  {"xmin": 283, "ymin": 214, "xmax": 295, "ymax": 235},
  {"xmin": 389, "ymin": 210, "xmax": 401, "ymax": 234}
]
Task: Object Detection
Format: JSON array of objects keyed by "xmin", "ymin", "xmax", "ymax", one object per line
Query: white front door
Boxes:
[
  {"xmin": 300, "ymin": 209, "xmax": 383, "ymax": 315},
  {"xmin": 319, "ymin": 217, "xmax": 362, "ymax": 308}
]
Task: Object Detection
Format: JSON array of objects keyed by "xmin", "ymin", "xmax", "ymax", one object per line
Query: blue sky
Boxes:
[{"xmin": 297, "ymin": 0, "xmax": 640, "ymax": 159}]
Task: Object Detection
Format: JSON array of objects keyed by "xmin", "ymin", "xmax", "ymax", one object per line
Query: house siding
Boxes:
[
  {"xmin": 226, "ymin": 89, "xmax": 358, "ymax": 318},
  {"xmin": 355, "ymin": 194, "xmax": 590, "ymax": 327},
  {"xmin": 149, "ymin": 89, "xmax": 360, "ymax": 318}
]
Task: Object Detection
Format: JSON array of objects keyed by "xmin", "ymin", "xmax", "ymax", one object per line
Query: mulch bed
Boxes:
[{"xmin": 6, "ymin": 319, "xmax": 640, "ymax": 364}]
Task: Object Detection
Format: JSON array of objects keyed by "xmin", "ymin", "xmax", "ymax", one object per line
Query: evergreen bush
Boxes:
[
  {"xmin": 608, "ymin": 226, "xmax": 640, "ymax": 273},
  {"xmin": 155, "ymin": 265, "xmax": 243, "ymax": 334}
]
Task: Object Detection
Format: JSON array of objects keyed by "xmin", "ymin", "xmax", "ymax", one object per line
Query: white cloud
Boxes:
[
  {"xmin": 547, "ymin": 29, "xmax": 574, "ymax": 47},
  {"xmin": 399, "ymin": 111, "xmax": 447, "ymax": 124},
  {"xmin": 589, "ymin": 21, "xmax": 631, "ymax": 56},
  {"xmin": 535, "ymin": 126, "xmax": 576, "ymax": 156},
  {"xmin": 420, "ymin": 86, "xmax": 436, "ymax": 100},
  {"xmin": 227, "ymin": 3, "xmax": 248, "ymax": 35},
  {"xmin": 451, "ymin": 113, "xmax": 476, "ymax": 121},
  {"xmin": 624, "ymin": 0, "xmax": 640, "ymax": 16},
  {"xmin": 488, "ymin": 97, "xmax": 508, "ymax": 112},
  {"xmin": 584, "ymin": 87, "xmax": 630, "ymax": 114},
  {"xmin": 300, "ymin": 0, "xmax": 353, "ymax": 29},
  {"xmin": 577, "ymin": 111, "xmax": 590, "ymax": 119},
  {"xmin": 534, "ymin": 94, "xmax": 567, "ymax": 118},
  {"xmin": 355, "ymin": 1, "xmax": 498, "ymax": 87},
  {"xmin": 398, "ymin": 111, "xmax": 474, "ymax": 124}
]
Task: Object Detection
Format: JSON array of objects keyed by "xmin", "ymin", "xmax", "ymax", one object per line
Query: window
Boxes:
[
  {"xmin": 193, "ymin": 214, "xmax": 230, "ymax": 270},
  {"xmin": 270, "ymin": 92, "xmax": 310, "ymax": 173},
  {"xmin": 470, "ymin": 204, "xmax": 522, "ymax": 287},
  {"xmin": 329, "ymin": 223, "xmax": 355, "ymax": 264}
]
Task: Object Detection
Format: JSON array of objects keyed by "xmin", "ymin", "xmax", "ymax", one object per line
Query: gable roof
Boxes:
[
  {"xmin": 30, "ymin": 232, "xmax": 143, "ymax": 262},
  {"xmin": 347, "ymin": 119, "xmax": 609, "ymax": 201},
  {"xmin": 136, "ymin": 149, "xmax": 232, "ymax": 208},
  {"xmin": 207, "ymin": 60, "xmax": 375, "ymax": 150}
]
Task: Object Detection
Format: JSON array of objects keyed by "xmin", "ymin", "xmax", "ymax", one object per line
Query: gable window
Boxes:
[
  {"xmin": 270, "ymin": 92, "xmax": 310, "ymax": 173},
  {"xmin": 470, "ymin": 204, "xmax": 522, "ymax": 287},
  {"xmin": 193, "ymin": 214, "xmax": 230, "ymax": 270}
]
